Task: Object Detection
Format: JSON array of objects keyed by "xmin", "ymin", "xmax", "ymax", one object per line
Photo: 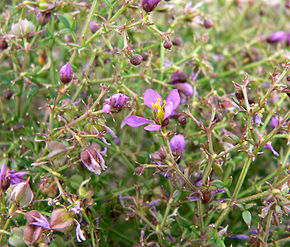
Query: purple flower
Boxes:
[
  {"xmin": 266, "ymin": 31, "xmax": 287, "ymax": 44},
  {"xmin": 123, "ymin": 89, "xmax": 180, "ymax": 131},
  {"xmin": 257, "ymin": 132, "xmax": 279, "ymax": 156},
  {"xmin": 270, "ymin": 116, "xmax": 286, "ymax": 129},
  {"xmin": 0, "ymin": 163, "xmax": 27, "ymax": 190},
  {"xmin": 80, "ymin": 147, "xmax": 107, "ymax": 175},
  {"xmin": 253, "ymin": 114, "xmax": 263, "ymax": 126},
  {"xmin": 89, "ymin": 21, "xmax": 100, "ymax": 33},
  {"xmin": 75, "ymin": 221, "xmax": 86, "ymax": 242},
  {"xmin": 103, "ymin": 93, "xmax": 130, "ymax": 114},
  {"xmin": 59, "ymin": 63, "xmax": 73, "ymax": 84},
  {"xmin": 169, "ymin": 134, "xmax": 185, "ymax": 155},
  {"xmin": 142, "ymin": 0, "xmax": 162, "ymax": 12}
]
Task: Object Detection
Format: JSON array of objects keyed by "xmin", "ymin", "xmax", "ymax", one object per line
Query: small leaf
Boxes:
[
  {"xmin": 58, "ymin": 15, "xmax": 71, "ymax": 29},
  {"xmin": 104, "ymin": 0, "xmax": 111, "ymax": 7},
  {"xmin": 210, "ymin": 180, "xmax": 224, "ymax": 189},
  {"xmin": 242, "ymin": 210, "xmax": 252, "ymax": 228}
]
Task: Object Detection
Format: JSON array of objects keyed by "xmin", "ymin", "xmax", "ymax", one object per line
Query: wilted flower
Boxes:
[
  {"xmin": 76, "ymin": 221, "xmax": 86, "ymax": 242},
  {"xmin": 102, "ymin": 93, "xmax": 130, "ymax": 114},
  {"xmin": 170, "ymin": 134, "xmax": 185, "ymax": 156},
  {"xmin": 59, "ymin": 63, "xmax": 73, "ymax": 84},
  {"xmin": 266, "ymin": 31, "xmax": 287, "ymax": 44},
  {"xmin": 123, "ymin": 89, "xmax": 180, "ymax": 131},
  {"xmin": 8, "ymin": 178, "xmax": 34, "ymax": 207},
  {"xmin": 81, "ymin": 147, "xmax": 107, "ymax": 175},
  {"xmin": 10, "ymin": 19, "xmax": 35, "ymax": 38},
  {"xmin": 0, "ymin": 163, "xmax": 27, "ymax": 190},
  {"xmin": 142, "ymin": 0, "xmax": 162, "ymax": 12},
  {"xmin": 26, "ymin": 210, "xmax": 50, "ymax": 230},
  {"xmin": 89, "ymin": 21, "xmax": 100, "ymax": 33}
]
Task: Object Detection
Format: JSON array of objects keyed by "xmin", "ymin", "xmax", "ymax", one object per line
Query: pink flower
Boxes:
[{"xmin": 123, "ymin": 89, "xmax": 180, "ymax": 131}]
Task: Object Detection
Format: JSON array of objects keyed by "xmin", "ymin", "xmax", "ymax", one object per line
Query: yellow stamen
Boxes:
[{"xmin": 151, "ymin": 99, "xmax": 167, "ymax": 123}]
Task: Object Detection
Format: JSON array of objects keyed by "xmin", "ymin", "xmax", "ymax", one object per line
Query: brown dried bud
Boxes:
[
  {"xmin": 177, "ymin": 113, "xmax": 188, "ymax": 125},
  {"xmin": 203, "ymin": 19, "xmax": 214, "ymax": 29},
  {"xmin": 235, "ymin": 91, "xmax": 244, "ymax": 100}
]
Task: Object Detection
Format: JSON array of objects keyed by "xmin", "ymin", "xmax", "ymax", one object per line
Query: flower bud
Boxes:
[
  {"xmin": 130, "ymin": 54, "xmax": 143, "ymax": 66},
  {"xmin": 172, "ymin": 36, "xmax": 183, "ymax": 46},
  {"xmin": 266, "ymin": 31, "xmax": 287, "ymax": 44},
  {"xmin": 8, "ymin": 179, "xmax": 34, "ymax": 207},
  {"xmin": 10, "ymin": 19, "xmax": 35, "ymax": 38},
  {"xmin": 50, "ymin": 209, "xmax": 73, "ymax": 232},
  {"xmin": 89, "ymin": 21, "xmax": 100, "ymax": 33},
  {"xmin": 176, "ymin": 83, "xmax": 193, "ymax": 97},
  {"xmin": 103, "ymin": 93, "xmax": 130, "ymax": 113},
  {"xmin": 24, "ymin": 225, "xmax": 43, "ymax": 245},
  {"xmin": 171, "ymin": 70, "xmax": 188, "ymax": 83},
  {"xmin": 235, "ymin": 90, "xmax": 244, "ymax": 100},
  {"xmin": 36, "ymin": 11, "xmax": 51, "ymax": 26},
  {"xmin": 169, "ymin": 134, "xmax": 185, "ymax": 156},
  {"xmin": 203, "ymin": 19, "xmax": 214, "ymax": 29},
  {"xmin": 142, "ymin": 0, "xmax": 162, "ymax": 12},
  {"xmin": 59, "ymin": 63, "xmax": 73, "ymax": 84},
  {"xmin": 150, "ymin": 145, "xmax": 167, "ymax": 161},
  {"xmin": 163, "ymin": 40, "xmax": 172, "ymax": 50},
  {"xmin": 0, "ymin": 37, "xmax": 8, "ymax": 50}
]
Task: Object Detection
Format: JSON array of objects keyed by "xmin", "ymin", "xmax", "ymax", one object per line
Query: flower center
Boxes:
[{"xmin": 151, "ymin": 98, "xmax": 166, "ymax": 123}]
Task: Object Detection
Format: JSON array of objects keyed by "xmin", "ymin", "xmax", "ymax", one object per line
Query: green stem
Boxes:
[{"xmin": 263, "ymin": 210, "xmax": 273, "ymax": 244}]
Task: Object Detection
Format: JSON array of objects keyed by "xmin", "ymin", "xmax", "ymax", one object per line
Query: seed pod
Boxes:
[
  {"xmin": 130, "ymin": 54, "xmax": 143, "ymax": 66},
  {"xmin": 142, "ymin": 0, "xmax": 162, "ymax": 12},
  {"xmin": 50, "ymin": 209, "xmax": 73, "ymax": 232},
  {"xmin": 8, "ymin": 179, "xmax": 34, "ymax": 207},
  {"xmin": 10, "ymin": 19, "xmax": 35, "ymax": 38},
  {"xmin": 163, "ymin": 40, "xmax": 172, "ymax": 50},
  {"xmin": 59, "ymin": 63, "xmax": 73, "ymax": 84},
  {"xmin": 24, "ymin": 225, "xmax": 43, "ymax": 245}
]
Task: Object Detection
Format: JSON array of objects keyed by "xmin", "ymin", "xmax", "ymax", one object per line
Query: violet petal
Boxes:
[
  {"xmin": 123, "ymin": 115, "xmax": 152, "ymax": 127},
  {"xmin": 144, "ymin": 89, "xmax": 162, "ymax": 109}
]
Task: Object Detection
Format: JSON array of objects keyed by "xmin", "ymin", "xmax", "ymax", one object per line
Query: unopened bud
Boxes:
[
  {"xmin": 50, "ymin": 209, "xmax": 73, "ymax": 232},
  {"xmin": 177, "ymin": 113, "xmax": 188, "ymax": 125},
  {"xmin": 89, "ymin": 21, "xmax": 100, "ymax": 33},
  {"xmin": 36, "ymin": 11, "xmax": 51, "ymax": 26},
  {"xmin": 130, "ymin": 54, "xmax": 143, "ymax": 66},
  {"xmin": 203, "ymin": 19, "xmax": 214, "ymax": 29},
  {"xmin": 266, "ymin": 31, "xmax": 287, "ymax": 44},
  {"xmin": 59, "ymin": 63, "xmax": 73, "ymax": 84},
  {"xmin": 163, "ymin": 40, "xmax": 172, "ymax": 50},
  {"xmin": 142, "ymin": 0, "xmax": 162, "ymax": 12}
]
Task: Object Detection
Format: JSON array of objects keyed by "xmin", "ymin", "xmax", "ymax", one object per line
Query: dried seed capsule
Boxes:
[{"xmin": 130, "ymin": 54, "xmax": 143, "ymax": 66}]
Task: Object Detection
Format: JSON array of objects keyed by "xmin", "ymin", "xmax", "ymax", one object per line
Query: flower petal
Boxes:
[
  {"xmin": 123, "ymin": 115, "xmax": 152, "ymax": 127},
  {"xmin": 144, "ymin": 89, "xmax": 162, "ymax": 109},
  {"xmin": 163, "ymin": 101, "xmax": 174, "ymax": 119},
  {"xmin": 144, "ymin": 124, "xmax": 161, "ymax": 131},
  {"xmin": 166, "ymin": 89, "xmax": 180, "ymax": 110}
]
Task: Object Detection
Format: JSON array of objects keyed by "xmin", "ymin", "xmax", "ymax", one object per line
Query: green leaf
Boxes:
[
  {"xmin": 242, "ymin": 210, "xmax": 252, "ymax": 228},
  {"xmin": 104, "ymin": 0, "xmax": 111, "ymax": 7},
  {"xmin": 210, "ymin": 180, "xmax": 225, "ymax": 189},
  {"xmin": 58, "ymin": 15, "xmax": 71, "ymax": 29}
]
